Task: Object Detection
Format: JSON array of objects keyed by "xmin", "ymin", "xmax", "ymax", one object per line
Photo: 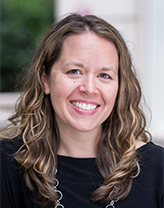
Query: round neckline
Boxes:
[
  {"xmin": 57, "ymin": 142, "xmax": 153, "ymax": 160},
  {"xmin": 57, "ymin": 154, "xmax": 96, "ymax": 160},
  {"xmin": 136, "ymin": 141, "xmax": 153, "ymax": 152}
]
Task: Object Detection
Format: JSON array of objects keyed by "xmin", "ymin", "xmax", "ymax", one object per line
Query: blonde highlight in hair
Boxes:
[{"xmin": 0, "ymin": 13, "xmax": 151, "ymax": 205}]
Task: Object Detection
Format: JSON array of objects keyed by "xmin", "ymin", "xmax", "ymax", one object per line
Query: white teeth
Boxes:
[
  {"xmin": 72, "ymin": 102, "xmax": 97, "ymax": 110},
  {"xmin": 83, "ymin": 103, "xmax": 87, "ymax": 109}
]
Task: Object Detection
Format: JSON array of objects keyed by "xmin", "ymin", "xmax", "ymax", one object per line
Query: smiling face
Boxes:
[{"xmin": 42, "ymin": 31, "xmax": 119, "ymax": 135}]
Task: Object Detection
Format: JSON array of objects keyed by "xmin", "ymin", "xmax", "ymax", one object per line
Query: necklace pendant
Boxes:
[
  {"xmin": 55, "ymin": 203, "xmax": 64, "ymax": 208},
  {"xmin": 105, "ymin": 199, "xmax": 117, "ymax": 208}
]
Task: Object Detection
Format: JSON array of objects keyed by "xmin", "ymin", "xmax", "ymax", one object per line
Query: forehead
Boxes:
[
  {"xmin": 63, "ymin": 31, "xmax": 115, "ymax": 48},
  {"xmin": 51, "ymin": 31, "xmax": 119, "ymax": 76},
  {"xmin": 60, "ymin": 32, "xmax": 118, "ymax": 60}
]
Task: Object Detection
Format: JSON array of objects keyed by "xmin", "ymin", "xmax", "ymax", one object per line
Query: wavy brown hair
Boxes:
[{"xmin": 0, "ymin": 14, "xmax": 151, "ymax": 205}]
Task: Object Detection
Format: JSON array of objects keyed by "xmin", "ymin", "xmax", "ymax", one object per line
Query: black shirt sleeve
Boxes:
[
  {"xmin": 0, "ymin": 139, "xmax": 33, "ymax": 208},
  {"xmin": 0, "ymin": 139, "xmax": 53, "ymax": 208},
  {"xmin": 119, "ymin": 142, "xmax": 164, "ymax": 208}
]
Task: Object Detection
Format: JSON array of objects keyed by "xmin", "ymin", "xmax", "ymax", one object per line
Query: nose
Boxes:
[{"xmin": 79, "ymin": 75, "xmax": 99, "ymax": 95}]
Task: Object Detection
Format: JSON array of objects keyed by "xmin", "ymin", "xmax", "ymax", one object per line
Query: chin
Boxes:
[{"xmin": 72, "ymin": 124, "xmax": 101, "ymax": 133}]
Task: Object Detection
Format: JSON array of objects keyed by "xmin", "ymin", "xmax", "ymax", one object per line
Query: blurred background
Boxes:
[{"xmin": 0, "ymin": 0, "xmax": 164, "ymax": 146}]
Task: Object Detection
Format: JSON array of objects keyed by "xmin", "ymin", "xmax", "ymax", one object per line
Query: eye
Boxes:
[
  {"xmin": 98, "ymin": 73, "xmax": 112, "ymax": 79},
  {"xmin": 66, "ymin": 69, "xmax": 81, "ymax": 75}
]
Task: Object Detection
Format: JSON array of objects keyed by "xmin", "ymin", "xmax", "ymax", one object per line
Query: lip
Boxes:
[{"xmin": 70, "ymin": 100, "xmax": 100, "ymax": 116}]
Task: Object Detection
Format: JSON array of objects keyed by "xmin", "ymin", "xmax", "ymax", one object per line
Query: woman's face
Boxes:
[{"xmin": 42, "ymin": 31, "xmax": 119, "ymax": 134}]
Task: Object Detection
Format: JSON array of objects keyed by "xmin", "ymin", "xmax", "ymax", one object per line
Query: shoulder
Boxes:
[
  {"xmin": 137, "ymin": 142, "xmax": 164, "ymax": 159},
  {"xmin": 137, "ymin": 142, "xmax": 164, "ymax": 172},
  {"xmin": 1, "ymin": 137, "xmax": 23, "ymax": 154},
  {"xmin": 0, "ymin": 138, "xmax": 39, "ymax": 208},
  {"xmin": 126, "ymin": 142, "xmax": 164, "ymax": 207},
  {"xmin": 0, "ymin": 137, "xmax": 23, "ymax": 170},
  {"xmin": 135, "ymin": 142, "xmax": 163, "ymax": 192}
]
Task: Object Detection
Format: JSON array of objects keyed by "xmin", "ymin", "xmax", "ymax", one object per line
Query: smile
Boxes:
[{"xmin": 71, "ymin": 101, "xmax": 98, "ymax": 111}]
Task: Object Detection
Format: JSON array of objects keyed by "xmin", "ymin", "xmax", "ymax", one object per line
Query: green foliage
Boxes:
[{"xmin": 1, "ymin": 0, "xmax": 54, "ymax": 92}]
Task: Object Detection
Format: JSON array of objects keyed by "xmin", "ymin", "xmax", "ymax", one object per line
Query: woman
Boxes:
[{"xmin": 0, "ymin": 14, "xmax": 163, "ymax": 208}]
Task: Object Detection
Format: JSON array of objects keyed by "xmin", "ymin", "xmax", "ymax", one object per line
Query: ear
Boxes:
[{"xmin": 41, "ymin": 66, "xmax": 50, "ymax": 95}]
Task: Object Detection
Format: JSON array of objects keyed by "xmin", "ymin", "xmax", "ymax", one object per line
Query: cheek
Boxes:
[
  {"xmin": 103, "ymin": 84, "xmax": 118, "ymax": 104},
  {"xmin": 48, "ymin": 81, "xmax": 63, "ymax": 106},
  {"xmin": 50, "ymin": 85, "xmax": 64, "ymax": 103},
  {"xmin": 49, "ymin": 79, "xmax": 75, "ymax": 103}
]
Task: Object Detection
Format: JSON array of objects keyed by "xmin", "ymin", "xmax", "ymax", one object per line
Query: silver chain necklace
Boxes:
[
  {"xmin": 105, "ymin": 186, "xmax": 119, "ymax": 208},
  {"xmin": 54, "ymin": 169, "xmax": 118, "ymax": 208},
  {"xmin": 54, "ymin": 169, "xmax": 64, "ymax": 208}
]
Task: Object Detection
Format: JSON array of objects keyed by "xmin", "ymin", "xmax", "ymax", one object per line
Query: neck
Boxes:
[{"xmin": 57, "ymin": 126, "xmax": 101, "ymax": 158}]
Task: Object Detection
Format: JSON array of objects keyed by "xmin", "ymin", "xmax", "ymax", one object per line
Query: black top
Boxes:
[{"xmin": 0, "ymin": 139, "xmax": 164, "ymax": 208}]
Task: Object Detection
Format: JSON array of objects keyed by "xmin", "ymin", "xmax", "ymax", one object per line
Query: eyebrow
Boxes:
[
  {"xmin": 63, "ymin": 62, "xmax": 84, "ymax": 68},
  {"xmin": 100, "ymin": 67, "xmax": 117, "ymax": 74}
]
